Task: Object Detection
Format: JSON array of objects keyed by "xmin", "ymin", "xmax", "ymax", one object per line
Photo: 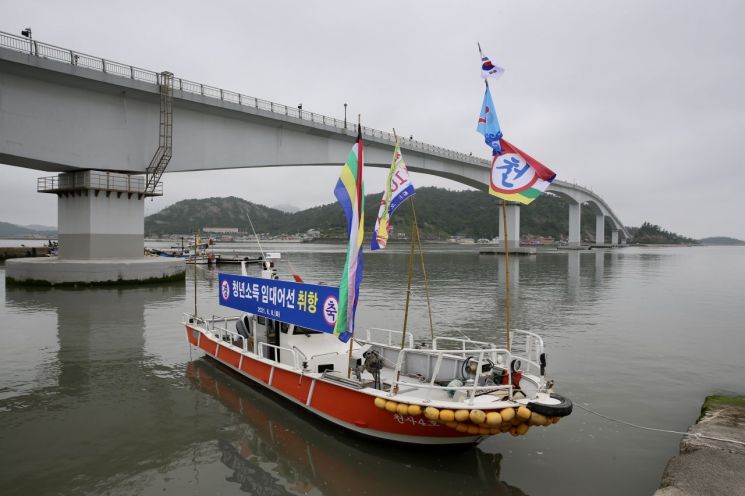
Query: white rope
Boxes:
[{"xmin": 576, "ymin": 403, "xmax": 745, "ymax": 447}]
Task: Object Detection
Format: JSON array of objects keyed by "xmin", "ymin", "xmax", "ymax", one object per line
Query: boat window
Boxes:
[
  {"xmin": 294, "ymin": 326, "xmax": 321, "ymax": 336},
  {"xmin": 280, "ymin": 323, "xmax": 290, "ymax": 334},
  {"xmin": 257, "ymin": 316, "xmax": 266, "ymax": 325}
]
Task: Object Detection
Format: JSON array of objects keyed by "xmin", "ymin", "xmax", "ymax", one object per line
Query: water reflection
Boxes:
[
  {"xmin": 188, "ymin": 359, "xmax": 528, "ymax": 496},
  {"xmin": 0, "ymin": 283, "xmax": 233, "ymax": 495}
]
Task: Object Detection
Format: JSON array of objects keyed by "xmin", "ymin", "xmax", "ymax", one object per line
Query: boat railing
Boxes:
[
  {"xmin": 363, "ymin": 327, "xmax": 415, "ymax": 348},
  {"xmin": 432, "ymin": 336, "xmax": 499, "ymax": 356},
  {"xmin": 509, "ymin": 329, "xmax": 545, "ymax": 378},
  {"xmin": 258, "ymin": 342, "xmax": 303, "ymax": 371},
  {"xmin": 388, "ymin": 346, "xmax": 515, "ymax": 404}
]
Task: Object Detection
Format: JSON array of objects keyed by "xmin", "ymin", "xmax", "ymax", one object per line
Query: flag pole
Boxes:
[
  {"xmin": 347, "ymin": 114, "xmax": 362, "ymax": 379},
  {"xmin": 501, "ymin": 199, "xmax": 511, "ymax": 351},
  {"xmin": 411, "ymin": 201, "xmax": 434, "ymax": 341},
  {"xmin": 395, "ymin": 127, "xmax": 415, "ymax": 349},
  {"xmin": 394, "ymin": 198, "xmax": 417, "ymax": 394}
]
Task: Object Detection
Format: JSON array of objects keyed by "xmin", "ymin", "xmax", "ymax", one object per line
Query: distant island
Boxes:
[
  {"xmin": 699, "ymin": 236, "xmax": 745, "ymax": 246},
  {"xmin": 0, "ymin": 221, "xmax": 56, "ymax": 238}
]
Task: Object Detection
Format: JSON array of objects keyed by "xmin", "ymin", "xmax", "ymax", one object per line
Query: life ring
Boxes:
[{"xmin": 527, "ymin": 393, "xmax": 573, "ymax": 417}]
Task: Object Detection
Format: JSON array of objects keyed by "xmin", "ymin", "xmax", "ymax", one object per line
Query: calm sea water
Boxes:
[{"xmin": 1, "ymin": 245, "xmax": 744, "ymax": 495}]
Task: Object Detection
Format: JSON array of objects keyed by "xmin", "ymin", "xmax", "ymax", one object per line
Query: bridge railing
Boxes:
[
  {"xmin": 37, "ymin": 171, "xmax": 163, "ymax": 196},
  {"xmin": 0, "ymin": 30, "xmax": 485, "ymax": 167}
]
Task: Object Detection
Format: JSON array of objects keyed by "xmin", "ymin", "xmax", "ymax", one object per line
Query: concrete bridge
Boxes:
[{"xmin": 0, "ymin": 31, "xmax": 627, "ymax": 281}]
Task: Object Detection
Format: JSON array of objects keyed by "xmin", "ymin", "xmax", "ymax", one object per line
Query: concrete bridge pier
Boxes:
[
  {"xmin": 5, "ymin": 170, "xmax": 184, "ymax": 286},
  {"xmin": 595, "ymin": 214, "xmax": 606, "ymax": 246},
  {"xmin": 611, "ymin": 230, "xmax": 619, "ymax": 246},
  {"xmin": 568, "ymin": 201, "xmax": 582, "ymax": 248},
  {"xmin": 498, "ymin": 203, "xmax": 521, "ymax": 250}
]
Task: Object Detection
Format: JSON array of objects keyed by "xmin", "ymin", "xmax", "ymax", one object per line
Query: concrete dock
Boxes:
[
  {"xmin": 0, "ymin": 246, "xmax": 51, "ymax": 260},
  {"xmin": 656, "ymin": 396, "xmax": 745, "ymax": 495}
]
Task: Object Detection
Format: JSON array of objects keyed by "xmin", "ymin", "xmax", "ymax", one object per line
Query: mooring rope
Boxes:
[{"xmin": 575, "ymin": 403, "xmax": 745, "ymax": 447}]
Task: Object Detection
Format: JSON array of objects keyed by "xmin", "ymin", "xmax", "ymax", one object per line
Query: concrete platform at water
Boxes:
[{"xmin": 5, "ymin": 257, "xmax": 185, "ymax": 286}]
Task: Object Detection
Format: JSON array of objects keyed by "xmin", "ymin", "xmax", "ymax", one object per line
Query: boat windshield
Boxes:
[{"xmin": 294, "ymin": 326, "xmax": 321, "ymax": 336}]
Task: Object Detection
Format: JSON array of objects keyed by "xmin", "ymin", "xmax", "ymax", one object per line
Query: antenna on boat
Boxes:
[
  {"xmin": 245, "ymin": 208, "xmax": 266, "ymax": 260},
  {"xmin": 193, "ymin": 230, "xmax": 198, "ymax": 318}
]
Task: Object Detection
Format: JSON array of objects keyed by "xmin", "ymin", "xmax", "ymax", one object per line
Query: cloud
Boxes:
[{"xmin": 1, "ymin": 0, "xmax": 744, "ymax": 239}]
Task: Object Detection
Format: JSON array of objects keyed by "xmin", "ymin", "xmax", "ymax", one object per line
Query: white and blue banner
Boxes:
[
  {"xmin": 371, "ymin": 143, "xmax": 416, "ymax": 250},
  {"xmin": 218, "ymin": 273, "xmax": 340, "ymax": 334}
]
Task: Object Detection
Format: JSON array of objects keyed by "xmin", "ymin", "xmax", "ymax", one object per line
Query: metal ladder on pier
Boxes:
[{"xmin": 145, "ymin": 71, "xmax": 174, "ymax": 194}]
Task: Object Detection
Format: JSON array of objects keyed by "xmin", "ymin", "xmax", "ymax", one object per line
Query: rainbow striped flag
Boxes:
[
  {"xmin": 333, "ymin": 125, "xmax": 365, "ymax": 343},
  {"xmin": 488, "ymin": 139, "xmax": 556, "ymax": 205}
]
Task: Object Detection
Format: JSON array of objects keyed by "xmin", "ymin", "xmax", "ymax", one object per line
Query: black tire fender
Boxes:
[{"xmin": 528, "ymin": 393, "xmax": 573, "ymax": 417}]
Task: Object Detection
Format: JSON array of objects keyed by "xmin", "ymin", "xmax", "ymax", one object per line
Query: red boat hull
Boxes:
[{"xmin": 186, "ymin": 325, "xmax": 480, "ymax": 444}]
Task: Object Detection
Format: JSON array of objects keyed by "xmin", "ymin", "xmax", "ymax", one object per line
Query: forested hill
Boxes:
[
  {"xmin": 147, "ymin": 188, "xmax": 611, "ymax": 241},
  {"xmin": 145, "ymin": 188, "xmax": 691, "ymax": 243},
  {"xmin": 625, "ymin": 222, "xmax": 698, "ymax": 245}
]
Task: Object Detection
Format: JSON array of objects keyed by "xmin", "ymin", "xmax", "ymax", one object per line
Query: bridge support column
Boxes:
[
  {"xmin": 595, "ymin": 214, "xmax": 605, "ymax": 246},
  {"xmin": 611, "ymin": 230, "xmax": 619, "ymax": 246},
  {"xmin": 57, "ymin": 188, "xmax": 145, "ymax": 260},
  {"xmin": 568, "ymin": 202, "xmax": 581, "ymax": 248},
  {"xmin": 6, "ymin": 171, "xmax": 184, "ymax": 286},
  {"xmin": 498, "ymin": 203, "xmax": 521, "ymax": 250}
]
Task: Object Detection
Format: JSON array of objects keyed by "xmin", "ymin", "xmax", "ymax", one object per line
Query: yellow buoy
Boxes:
[
  {"xmin": 500, "ymin": 424, "xmax": 512, "ymax": 433},
  {"xmin": 454, "ymin": 409, "xmax": 470, "ymax": 422},
  {"xmin": 517, "ymin": 406, "xmax": 532, "ymax": 421},
  {"xmin": 396, "ymin": 403, "xmax": 409, "ymax": 416},
  {"xmin": 467, "ymin": 425, "xmax": 480, "ymax": 435},
  {"xmin": 500, "ymin": 407, "xmax": 515, "ymax": 423},
  {"xmin": 478, "ymin": 427, "xmax": 490, "ymax": 435},
  {"xmin": 385, "ymin": 401, "xmax": 398, "ymax": 413},
  {"xmin": 516, "ymin": 423, "xmax": 529, "ymax": 435},
  {"xmin": 485, "ymin": 411, "xmax": 502, "ymax": 426},
  {"xmin": 424, "ymin": 406, "xmax": 440, "ymax": 421},
  {"xmin": 439, "ymin": 409, "xmax": 455, "ymax": 422},
  {"xmin": 445, "ymin": 421, "xmax": 458, "ymax": 429},
  {"xmin": 489, "ymin": 427, "xmax": 501, "ymax": 435},
  {"xmin": 510, "ymin": 426, "xmax": 520, "ymax": 436},
  {"xmin": 374, "ymin": 397, "xmax": 386, "ymax": 409},
  {"xmin": 530, "ymin": 412, "xmax": 548, "ymax": 426},
  {"xmin": 469, "ymin": 409, "xmax": 486, "ymax": 425},
  {"xmin": 456, "ymin": 423, "xmax": 469, "ymax": 433},
  {"xmin": 407, "ymin": 404, "xmax": 422, "ymax": 417}
]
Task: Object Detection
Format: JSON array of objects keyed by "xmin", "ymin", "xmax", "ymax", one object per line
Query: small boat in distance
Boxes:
[{"xmin": 183, "ymin": 255, "xmax": 572, "ymax": 445}]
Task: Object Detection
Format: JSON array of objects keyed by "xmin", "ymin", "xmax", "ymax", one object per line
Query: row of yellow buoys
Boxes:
[{"xmin": 373, "ymin": 397, "xmax": 560, "ymax": 437}]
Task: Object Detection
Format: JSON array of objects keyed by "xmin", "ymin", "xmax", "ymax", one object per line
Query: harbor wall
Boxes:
[{"xmin": 655, "ymin": 395, "xmax": 745, "ymax": 495}]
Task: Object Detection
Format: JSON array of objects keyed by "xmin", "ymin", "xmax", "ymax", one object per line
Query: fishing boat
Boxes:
[
  {"xmin": 213, "ymin": 253, "xmax": 263, "ymax": 265},
  {"xmin": 184, "ymin": 250, "xmax": 571, "ymax": 445},
  {"xmin": 184, "ymin": 110, "xmax": 572, "ymax": 445}
]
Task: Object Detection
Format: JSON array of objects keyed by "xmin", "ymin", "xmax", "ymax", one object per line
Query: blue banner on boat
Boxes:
[{"xmin": 218, "ymin": 273, "xmax": 340, "ymax": 334}]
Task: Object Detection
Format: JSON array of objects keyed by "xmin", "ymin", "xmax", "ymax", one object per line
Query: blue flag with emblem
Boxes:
[{"xmin": 476, "ymin": 84, "xmax": 503, "ymax": 155}]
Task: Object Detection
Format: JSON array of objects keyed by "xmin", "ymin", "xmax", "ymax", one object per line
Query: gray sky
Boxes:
[{"xmin": 2, "ymin": 0, "xmax": 744, "ymax": 239}]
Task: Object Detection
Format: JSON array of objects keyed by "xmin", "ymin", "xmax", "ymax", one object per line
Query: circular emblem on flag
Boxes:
[
  {"xmin": 221, "ymin": 280, "xmax": 230, "ymax": 301},
  {"xmin": 490, "ymin": 153, "xmax": 539, "ymax": 194},
  {"xmin": 322, "ymin": 296, "xmax": 339, "ymax": 326}
]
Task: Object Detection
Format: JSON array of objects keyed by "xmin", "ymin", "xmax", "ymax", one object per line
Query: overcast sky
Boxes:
[{"xmin": 2, "ymin": 0, "xmax": 744, "ymax": 239}]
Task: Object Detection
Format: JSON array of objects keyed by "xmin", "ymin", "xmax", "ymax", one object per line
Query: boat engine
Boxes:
[{"xmin": 359, "ymin": 350, "xmax": 383, "ymax": 389}]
